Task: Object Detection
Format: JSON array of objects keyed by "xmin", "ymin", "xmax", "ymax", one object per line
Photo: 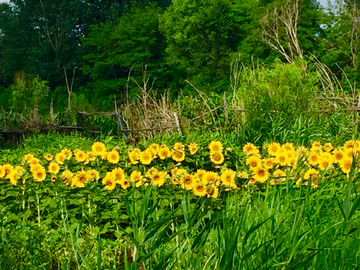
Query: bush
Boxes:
[
  {"xmin": 236, "ymin": 59, "xmax": 319, "ymax": 133},
  {"xmin": 10, "ymin": 77, "xmax": 50, "ymax": 114}
]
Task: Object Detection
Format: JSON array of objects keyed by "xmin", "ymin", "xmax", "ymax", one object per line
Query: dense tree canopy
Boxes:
[{"xmin": 0, "ymin": 0, "xmax": 359, "ymax": 110}]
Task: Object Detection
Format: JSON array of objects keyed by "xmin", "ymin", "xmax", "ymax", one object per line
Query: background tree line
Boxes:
[{"xmin": 0, "ymin": 0, "xmax": 358, "ymax": 114}]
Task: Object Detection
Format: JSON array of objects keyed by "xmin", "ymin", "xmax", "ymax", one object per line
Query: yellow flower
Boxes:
[
  {"xmin": 72, "ymin": 170, "xmax": 89, "ymax": 188},
  {"xmin": 194, "ymin": 169, "xmax": 207, "ymax": 181},
  {"xmin": 170, "ymin": 167, "xmax": 179, "ymax": 175},
  {"xmin": 129, "ymin": 170, "xmax": 141, "ymax": 182},
  {"xmin": 24, "ymin": 153, "xmax": 34, "ymax": 163},
  {"xmin": 151, "ymin": 171, "xmax": 168, "ymax": 187},
  {"xmin": 87, "ymin": 151, "xmax": 96, "ymax": 161},
  {"xmin": 92, "ymin": 142, "xmax": 107, "ymax": 156},
  {"xmin": 61, "ymin": 170, "xmax": 73, "ymax": 185},
  {"xmin": 172, "ymin": 150, "xmax": 185, "ymax": 162},
  {"xmin": 189, "ymin": 143, "xmax": 199, "ymax": 155},
  {"xmin": 44, "ymin": 154, "xmax": 53, "ymax": 161},
  {"xmin": 247, "ymin": 178, "xmax": 257, "ymax": 185},
  {"xmin": 220, "ymin": 169, "xmax": 237, "ymax": 188},
  {"xmin": 173, "ymin": 142, "xmax": 185, "ymax": 151},
  {"xmin": 263, "ymin": 158, "xmax": 274, "ymax": 169},
  {"xmin": 237, "ymin": 171, "xmax": 249, "ymax": 179},
  {"xmin": 51, "ymin": 176, "xmax": 57, "ymax": 182},
  {"xmin": 193, "ymin": 182, "xmax": 207, "ymax": 197},
  {"xmin": 273, "ymin": 169, "xmax": 286, "ymax": 178},
  {"xmin": 48, "ymin": 162, "xmax": 60, "ymax": 174},
  {"xmin": 282, "ymin": 142, "xmax": 295, "ymax": 153},
  {"xmin": 140, "ymin": 150, "xmax": 154, "ymax": 165},
  {"xmin": 33, "ymin": 168, "xmax": 46, "ymax": 182},
  {"xmin": 3, "ymin": 164, "xmax": 14, "ymax": 179},
  {"xmin": 171, "ymin": 176, "xmax": 181, "ymax": 185},
  {"xmin": 74, "ymin": 150, "xmax": 87, "ymax": 163},
  {"xmin": 324, "ymin": 143, "xmax": 333, "ymax": 152},
  {"xmin": 270, "ymin": 179, "xmax": 283, "ymax": 186},
  {"xmin": 146, "ymin": 167, "xmax": 158, "ymax": 177},
  {"xmin": 119, "ymin": 178, "xmax": 131, "ymax": 189},
  {"xmin": 102, "ymin": 173, "xmax": 116, "ymax": 191},
  {"xmin": 107, "ymin": 149, "xmax": 120, "ymax": 164},
  {"xmin": 333, "ymin": 149, "xmax": 345, "ymax": 163},
  {"xmin": 340, "ymin": 158, "xmax": 353, "ymax": 174},
  {"xmin": 158, "ymin": 145, "xmax": 171, "ymax": 160},
  {"xmin": 128, "ymin": 149, "xmax": 140, "ymax": 165},
  {"xmin": 344, "ymin": 140, "xmax": 356, "ymax": 150},
  {"xmin": 16, "ymin": 166, "xmax": 25, "ymax": 176},
  {"xmin": 62, "ymin": 149, "xmax": 73, "ymax": 160},
  {"xmin": 181, "ymin": 174, "xmax": 195, "ymax": 190},
  {"xmin": 130, "ymin": 170, "xmax": 143, "ymax": 187},
  {"xmin": 344, "ymin": 148, "xmax": 357, "ymax": 159},
  {"xmin": 275, "ymin": 150, "xmax": 289, "ymax": 166},
  {"xmin": 318, "ymin": 153, "xmax": 333, "ymax": 170},
  {"xmin": 55, "ymin": 152, "xmax": 66, "ymax": 165},
  {"xmin": 112, "ymin": 167, "xmax": 125, "ymax": 184},
  {"xmin": 307, "ymin": 151, "xmax": 320, "ymax": 166},
  {"xmin": 296, "ymin": 146, "xmax": 308, "ymax": 157},
  {"xmin": 311, "ymin": 141, "xmax": 322, "ymax": 151},
  {"xmin": 243, "ymin": 142, "xmax": 259, "ymax": 155},
  {"xmin": 286, "ymin": 151, "xmax": 296, "ymax": 166},
  {"xmin": 29, "ymin": 158, "xmax": 40, "ymax": 167},
  {"xmin": 101, "ymin": 152, "xmax": 108, "ymax": 160},
  {"xmin": 174, "ymin": 168, "xmax": 187, "ymax": 176},
  {"xmin": 210, "ymin": 152, "xmax": 224, "ymax": 165},
  {"xmin": 84, "ymin": 156, "xmax": 90, "ymax": 165},
  {"xmin": 0, "ymin": 165, "xmax": 5, "ymax": 178},
  {"xmin": 88, "ymin": 169, "xmax": 100, "ymax": 181},
  {"xmin": 246, "ymin": 155, "xmax": 262, "ymax": 170},
  {"xmin": 206, "ymin": 185, "xmax": 219, "ymax": 198},
  {"xmin": 30, "ymin": 164, "xmax": 43, "ymax": 173},
  {"xmin": 203, "ymin": 171, "xmax": 218, "ymax": 184},
  {"xmin": 148, "ymin": 143, "xmax": 160, "ymax": 155},
  {"xmin": 268, "ymin": 142, "xmax": 281, "ymax": 156},
  {"xmin": 252, "ymin": 167, "xmax": 269, "ymax": 183},
  {"xmin": 209, "ymin": 141, "xmax": 223, "ymax": 153},
  {"xmin": 303, "ymin": 168, "xmax": 318, "ymax": 180},
  {"xmin": 8, "ymin": 170, "xmax": 19, "ymax": 185}
]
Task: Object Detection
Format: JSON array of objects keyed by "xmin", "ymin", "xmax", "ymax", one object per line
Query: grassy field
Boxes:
[{"xmin": 0, "ymin": 127, "xmax": 360, "ymax": 269}]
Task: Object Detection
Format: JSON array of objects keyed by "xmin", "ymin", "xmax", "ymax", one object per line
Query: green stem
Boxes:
[{"xmin": 36, "ymin": 192, "xmax": 41, "ymax": 227}]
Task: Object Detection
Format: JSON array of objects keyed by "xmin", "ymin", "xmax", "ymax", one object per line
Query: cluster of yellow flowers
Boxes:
[
  {"xmin": 240, "ymin": 140, "xmax": 359, "ymax": 188},
  {"xmin": 0, "ymin": 140, "xmax": 359, "ymax": 198}
]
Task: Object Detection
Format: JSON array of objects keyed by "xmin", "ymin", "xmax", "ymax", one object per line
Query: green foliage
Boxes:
[
  {"xmin": 160, "ymin": 0, "xmax": 252, "ymax": 92},
  {"xmin": 70, "ymin": 92, "xmax": 94, "ymax": 112},
  {"xmin": 0, "ymin": 86, "xmax": 11, "ymax": 110},
  {"xmin": 81, "ymin": 2, "xmax": 171, "ymax": 107},
  {"xmin": 236, "ymin": 59, "xmax": 319, "ymax": 134},
  {"xmin": 10, "ymin": 77, "xmax": 50, "ymax": 114}
]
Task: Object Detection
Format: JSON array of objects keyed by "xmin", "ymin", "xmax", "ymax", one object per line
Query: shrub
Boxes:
[
  {"xmin": 10, "ymin": 77, "xmax": 50, "ymax": 114},
  {"xmin": 236, "ymin": 59, "xmax": 319, "ymax": 133}
]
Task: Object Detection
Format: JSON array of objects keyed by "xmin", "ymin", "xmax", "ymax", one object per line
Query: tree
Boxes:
[
  {"xmin": 81, "ymin": 2, "xmax": 170, "ymax": 108},
  {"xmin": 260, "ymin": 0, "xmax": 303, "ymax": 63},
  {"xmin": 259, "ymin": 0, "xmax": 323, "ymax": 63},
  {"xmin": 160, "ymin": 0, "xmax": 250, "ymax": 92},
  {"xmin": 0, "ymin": 0, "xmax": 130, "ymax": 109},
  {"xmin": 341, "ymin": 0, "xmax": 360, "ymax": 68},
  {"xmin": 319, "ymin": 0, "xmax": 360, "ymax": 91}
]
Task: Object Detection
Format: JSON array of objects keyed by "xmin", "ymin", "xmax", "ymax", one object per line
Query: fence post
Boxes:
[{"xmin": 114, "ymin": 110, "xmax": 128, "ymax": 140}]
